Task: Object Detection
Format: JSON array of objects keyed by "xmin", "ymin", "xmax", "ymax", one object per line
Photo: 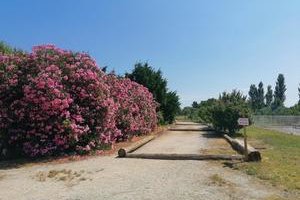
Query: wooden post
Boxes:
[{"xmin": 243, "ymin": 126, "xmax": 248, "ymax": 161}]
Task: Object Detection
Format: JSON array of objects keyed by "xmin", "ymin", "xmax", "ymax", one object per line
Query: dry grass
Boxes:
[
  {"xmin": 233, "ymin": 126, "xmax": 300, "ymax": 191},
  {"xmin": 34, "ymin": 169, "xmax": 91, "ymax": 186},
  {"xmin": 200, "ymin": 137, "xmax": 237, "ymax": 155},
  {"xmin": 208, "ymin": 174, "xmax": 233, "ymax": 187},
  {"xmin": 0, "ymin": 173, "xmax": 6, "ymax": 181},
  {"xmin": 263, "ymin": 195, "xmax": 289, "ymax": 200}
]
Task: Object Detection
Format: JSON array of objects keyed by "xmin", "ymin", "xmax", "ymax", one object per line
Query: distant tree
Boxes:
[
  {"xmin": 248, "ymin": 84, "xmax": 258, "ymax": 110},
  {"xmin": 0, "ymin": 41, "xmax": 24, "ymax": 54},
  {"xmin": 257, "ymin": 81, "xmax": 265, "ymax": 109},
  {"xmin": 163, "ymin": 91, "xmax": 181, "ymax": 123},
  {"xmin": 212, "ymin": 90, "xmax": 251, "ymax": 134},
  {"xmin": 192, "ymin": 101, "xmax": 198, "ymax": 108},
  {"xmin": 0, "ymin": 41, "xmax": 15, "ymax": 54},
  {"xmin": 181, "ymin": 106, "xmax": 199, "ymax": 121},
  {"xmin": 273, "ymin": 74, "xmax": 286, "ymax": 108},
  {"xmin": 298, "ymin": 84, "xmax": 300, "ymax": 105},
  {"xmin": 101, "ymin": 66, "xmax": 108, "ymax": 73},
  {"xmin": 197, "ymin": 98, "xmax": 217, "ymax": 123},
  {"xmin": 265, "ymin": 85, "xmax": 273, "ymax": 107}
]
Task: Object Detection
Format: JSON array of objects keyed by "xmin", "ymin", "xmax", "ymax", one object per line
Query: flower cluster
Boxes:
[
  {"xmin": 0, "ymin": 45, "xmax": 157, "ymax": 158},
  {"xmin": 106, "ymin": 75, "xmax": 157, "ymax": 140}
]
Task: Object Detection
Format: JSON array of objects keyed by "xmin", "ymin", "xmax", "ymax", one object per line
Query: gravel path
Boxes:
[{"xmin": 0, "ymin": 123, "xmax": 284, "ymax": 200}]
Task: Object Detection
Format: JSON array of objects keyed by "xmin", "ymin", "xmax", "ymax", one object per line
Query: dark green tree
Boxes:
[
  {"xmin": 273, "ymin": 74, "xmax": 286, "ymax": 108},
  {"xmin": 248, "ymin": 84, "xmax": 258, "ymax": 110},
  {"xmin": 298, "ymin": 84, "xmax": 300, "ymax": 105},
  {"xmin": 257, "ymin": 81, "xmax": 265, "ymax": 109},
  {"xmin": 197, "ymin": 98, "xmax": 217, "ymax": 123},
  {"xmin": 126, "ymin": 62, "xmax": 167, "ymax": 106},
  {"xmin": 265, "ymin": 85, "xmax": 273, "ymax": 107},
  {"xmin": 211, "ymin": 90, "xmax": 251, "ymax": 134},
  {"xmin": 192, "ymin": 101, "xmax": 198, "ymax": 108},
  {"xmin": 163, "ymin": 91, "xmax": 181, "ymax": 123},
  {"xmin": 126, "ymin": 62, "xmax": 180, "ymax": 124}
]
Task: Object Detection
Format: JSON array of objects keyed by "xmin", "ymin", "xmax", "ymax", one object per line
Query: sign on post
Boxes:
[
  {"xmin": 238, "ymin": 118, "xmax": 249, "ymax": 126},
  {"xmin": 238, "ymin": 118, "xmax": 249, "ymax": 161}
]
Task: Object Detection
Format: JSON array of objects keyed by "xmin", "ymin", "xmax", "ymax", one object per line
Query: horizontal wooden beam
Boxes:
[
  {"xmin": 168, "ymin": 127, "xmax": 214, "ymax": 132},
  {"xmin": 122, "ymin": 153, "xmax": 243, "ymax": 161},
  {"xmin": 118, "ymin": 135, "xmax": 156, "ymax": 157}
]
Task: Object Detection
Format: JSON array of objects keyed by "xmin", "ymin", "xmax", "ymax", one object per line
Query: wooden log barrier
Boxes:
[
  {"xmin": 168, "ymin": 127, "xmax": 214, "ymax": 132},
  {"xmin": 224, "ymin": 134, "xmax": 261, "ymax": 162},
  {"xmin": 118, "ymin": 135, "xmax": 156, "ymax": 157},
  {"xmin": 124, "ymin": 153, "xmax": 243, "ymax": 161}
]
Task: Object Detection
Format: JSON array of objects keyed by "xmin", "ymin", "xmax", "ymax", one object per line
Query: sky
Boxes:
[{"xmin": 1, "ymin": 0, "xmax": 300, "ymax": 107}]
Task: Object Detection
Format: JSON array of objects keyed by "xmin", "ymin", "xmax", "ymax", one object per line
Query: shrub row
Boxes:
[
  {"xmin": 184, "ymin": 90, "xmax": 251, "ymax": 135},
  {"xmin": 0, "ymin": 45, "xmax": 157, "ymax": 158}
]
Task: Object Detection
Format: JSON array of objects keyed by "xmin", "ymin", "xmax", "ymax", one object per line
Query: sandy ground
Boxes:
[{"xmin": 0, "ymin": 123, "xmax": 285, "ymax": 200}]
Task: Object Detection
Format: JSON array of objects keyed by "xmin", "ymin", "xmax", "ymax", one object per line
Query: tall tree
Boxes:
[
  {"xmin": 273, "ymin": 74, "xmax": 286, "ymax": 108},
  {"xmin": 248, "ymin": 84, "xmax": 258, "ymax": 110},
  {"xmin": 126, "ymin": 62, "xmax": 167, "ymax": 106},
  {"xmin": 164, "ymin": 91, "xmax": 181, "ymax": 123},
  {"xmin": 126, "ymin": 62, "xmax": 180, "ymax": 124},
  {"xmin": 298, "ymin": 84, "xmax": 300, "ymax": 105},
  {"xmin": 265, "ymin": 85, "xmax": 273, "ymax": 107},
  {"xmin": 257, "ymin": 81, "xmax": 265, "ymax": 109}
]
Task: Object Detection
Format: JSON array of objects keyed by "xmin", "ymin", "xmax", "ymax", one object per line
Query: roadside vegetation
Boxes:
[
  {"xmin": 181, "ymin": 90, "xmax": 251, "ymax": 135},
  {"xmin": 182, "ymin": 73, "xmax": 300, "ymax": 135},
  {"xmin": 0, "ymin": 41, "xmax": 180, "ymax": 160},
  {"xmin": 126, "ymin": 62, "xmax": 180, "ymax": 124},
  {"xmin": 233, "ymin": 126, "xmax": 300, "ymax": 191},
  {"xmin": 248, "ymin": 74, "xmax": 300, "ymax": 115},
  {"xmin": 180, "ymin": 73, "xmax": 300, "ymax": 192}
]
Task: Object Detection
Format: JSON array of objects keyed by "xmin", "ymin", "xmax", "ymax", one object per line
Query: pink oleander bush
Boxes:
[
  {"xmin": 106, "ymin": 75, "xmax": 157, "ymax": 140},
  {"xmin": 0, "ymin": 45, "xmax": 157, "ymax": 158}
]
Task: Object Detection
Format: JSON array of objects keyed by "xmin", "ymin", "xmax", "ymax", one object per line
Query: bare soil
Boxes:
[{"xmin": 0, "ymin": 123, "xmax": 289, "ymax": 200}]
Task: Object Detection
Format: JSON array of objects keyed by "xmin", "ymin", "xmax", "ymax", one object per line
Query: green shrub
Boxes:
[{"xmin": 211, "ymin": 90, "xmax": 251, "ymax": 134}]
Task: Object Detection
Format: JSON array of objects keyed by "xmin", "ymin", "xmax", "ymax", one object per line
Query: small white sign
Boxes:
[{"xmin": 238, "ymin": 118, "xmax": 249, "ymax": 126}]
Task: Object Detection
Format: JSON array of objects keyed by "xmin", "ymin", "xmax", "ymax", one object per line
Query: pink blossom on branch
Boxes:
[{"xmin": 0, "ymin": 45, "xmax": 157, "ymax": 158}]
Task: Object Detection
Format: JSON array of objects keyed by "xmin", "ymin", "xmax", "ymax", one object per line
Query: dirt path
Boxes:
[{"xmin": 0, "ymin": 123, "xmax": 284, "ymax": 200}]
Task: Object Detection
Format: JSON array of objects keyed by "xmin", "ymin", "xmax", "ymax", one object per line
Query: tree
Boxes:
[
  {"xmin": 192, "ymin": 101, "xmax": 198, "ymax": 108},
  {"xmin": 211, "ymin": 90, "xmax": 251, "ymax": 134},
  {"xmin": 126, "ymin": 62, "xmax": 180, "ymax": 124},
  {"xmin": 257, "ymin": 81, "xmax": 265, "ymax": 109},
  {"xmin": 163, "ymin": 91, "xmax": 181, "ymax": 123},
  {"xmin": 0, "ymin": 41, "xmax": 24, "ymax": 54},
  {"xmin": 0, "ymin": 41, "xmax": 14, "ymax": 54},
  {"xmin": 248, "ymin": 84, "xmax": 258, "ymax": 110},
  {"xmin": 273, "ymin": 74, "xmax": 286, "ymax": 108},
  {"xmin": 126, "ymin": 62, "xmax": 167, "ymax": 107},
  {"xmin": 298, "ymin": 84, "xmax": 300, "ymax": 105},
  {"xmin": 197, "ymin": 98, "xmax": 217, "ymax": 123},
  {"xmin": 265, "ymin": 85, "xmax": 273, "ymax": 107}
]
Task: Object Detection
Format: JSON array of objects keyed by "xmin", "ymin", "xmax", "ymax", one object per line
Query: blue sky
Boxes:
[{"xmin": 1, "ymin": 0, "xmax": 300, "ymax": 107}]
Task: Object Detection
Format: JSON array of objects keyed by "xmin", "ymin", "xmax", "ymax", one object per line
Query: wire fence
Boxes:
[{"xmin": 252, "ymin": 115, "xmax": 300, "ymax": 135}]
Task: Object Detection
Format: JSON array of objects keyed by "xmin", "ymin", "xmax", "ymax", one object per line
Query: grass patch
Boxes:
[
  {"xmin": 234, "ymin": 126, "xmax": 300, "ymax": 191},
  {"xmin": 0, "ymin": 174, "xmax": 6, "ymax": 181},
  {"xmin": 34, "ymin": 169, "xmax": 90, "ymax": 186},
  {"xmin": 208, "ymin": 174, "xmax": 232, "ymax": 187}
]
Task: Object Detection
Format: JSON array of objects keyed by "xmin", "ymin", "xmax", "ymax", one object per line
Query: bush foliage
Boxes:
[
  {"xmin": 126, "ymin": 62, "xmax": 180, "ymax": 124},
  {"xmin": 211, "ymin": 90, "xmax": 251, "ymax": 134},
  {"xmin": 183, "ymin": 90, "xmax": 251, "ymax": 135},
  {"xmin": 0, "ymin": 45, "xmax": 157, "ymax": 158}
]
